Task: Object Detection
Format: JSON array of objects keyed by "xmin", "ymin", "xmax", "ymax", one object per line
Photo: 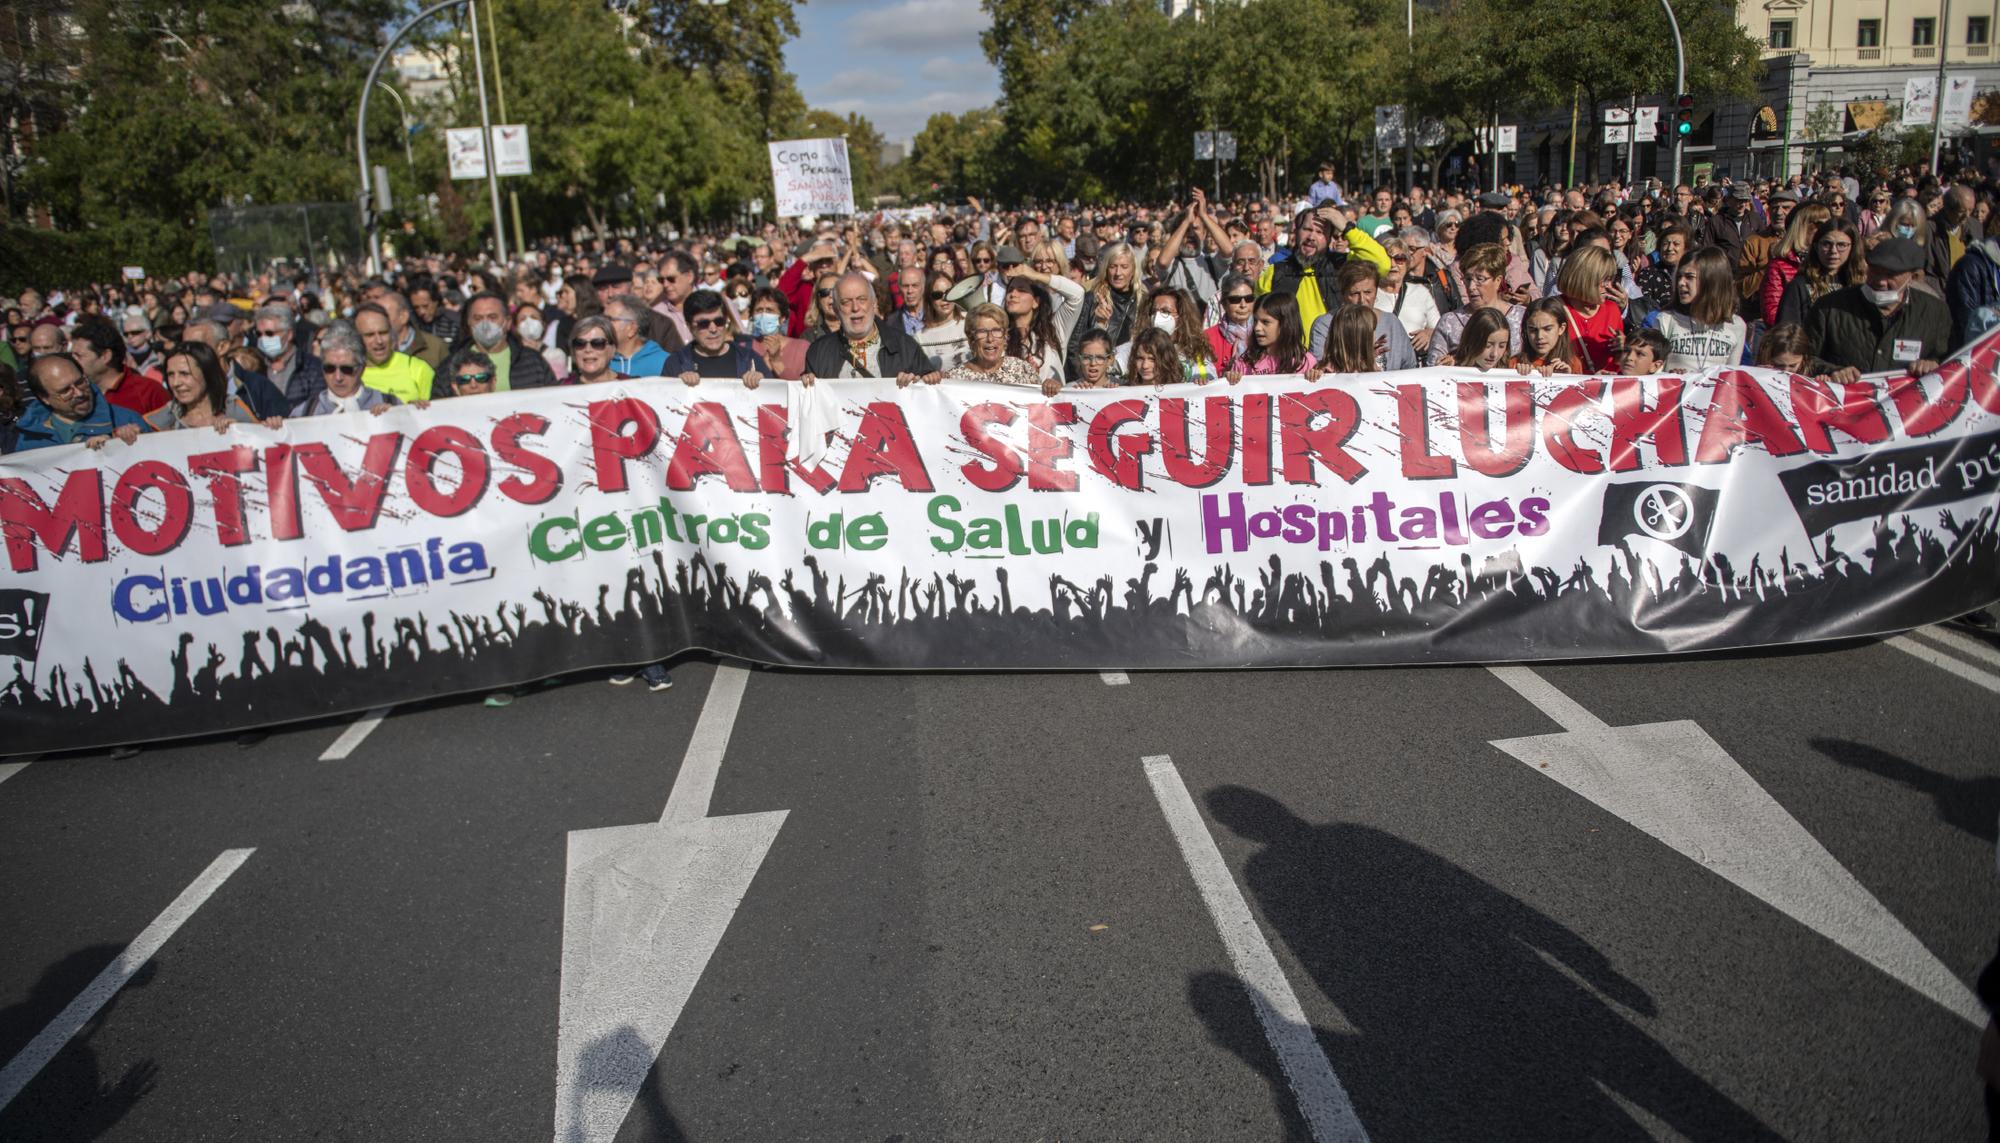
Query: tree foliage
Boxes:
[
  {"xmin": 27, "ymin": 0, "xmax": 402, "ymax": 270},
  {"xmin": 979, "ymin": 0, "xmax": 1766, "ymax": 201},
  {"xmin": 900, "ymin": 108, "xmax": 1005, "ymax": 199}
]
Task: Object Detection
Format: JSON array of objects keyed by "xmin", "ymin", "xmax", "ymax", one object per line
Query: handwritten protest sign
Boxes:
[{"xmin": 768, "ymin": 138, "xmax": 854, "ymax": 217}]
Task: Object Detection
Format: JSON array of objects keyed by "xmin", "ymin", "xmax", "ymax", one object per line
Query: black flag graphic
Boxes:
[{"xmin": 1597, "ymin": 481, "xmax": 1720, "ymax": 557}]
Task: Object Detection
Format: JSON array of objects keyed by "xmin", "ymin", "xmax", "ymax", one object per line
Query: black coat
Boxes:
[{"xmin": 804, "ymin": 322, "xmax": 939, "ymax": 378}]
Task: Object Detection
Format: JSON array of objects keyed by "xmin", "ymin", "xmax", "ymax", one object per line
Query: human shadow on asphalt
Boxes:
[
  {"xmin": 1198, "ymin": 786, "xmax": 1783, "ymax": 1142},
  {"xmin": 564, "ymin": 1025, "xmax": 689, "ymax": 1143},
  {"xmin": 1812, "ymin": 737, "xmax": 2000, "ymax": 842},
  {"xmin": 0, "ymin": 945, "xmax": 158, "ymax": 1142}
]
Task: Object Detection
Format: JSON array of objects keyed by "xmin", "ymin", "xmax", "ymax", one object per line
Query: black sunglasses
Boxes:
[
  {"xmin": 571, "ymin": 336, "xmax": 611, "ymax": 350},
  {"xmin": 927, "ymin": 290, "xmax": 949, "ymax": 301},
  {"xmin": 324, "ymin": 363, "xmax": 360, "ymax": 376},
  {"xmin": 1223, "ymin": 293, "xmax": 1255, "ymax": 304},
  {"xmin": 816, "ymin": 289, "xmax": 834, "ymax": 299},
  {"xmin": 690, "ymin": 316, "xmax": 729, "ymax": 330}
]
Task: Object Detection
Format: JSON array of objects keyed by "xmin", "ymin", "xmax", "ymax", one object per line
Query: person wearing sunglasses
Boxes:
[
  {"xmin": 440, "ymin": 348, "xmax": 498, "ymax": 397},
  {"xmin": 663, "ymin": 290, "xmax": 771, "ymax": 388},
  {"xmin": 289, "ymin": 323, "xmax": 401, "ymax": 418},
  {"xmin": 1203, "ymin": 273, "xmax": 1259, "ymax": 371},
  {"xmin": 567, "ymin": 316, "xmax": 625, "ymax": 385}
]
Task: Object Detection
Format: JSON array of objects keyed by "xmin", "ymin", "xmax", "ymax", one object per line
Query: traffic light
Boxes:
[{"xmin": 1674, "ymin": 94, "xmax": 1695, "ymax": 138}]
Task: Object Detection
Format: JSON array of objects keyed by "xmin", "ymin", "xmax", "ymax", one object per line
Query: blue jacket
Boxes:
[
  {"xmin": 13, "ymin": 395, "xmax": 149, "ymax": 451},
  {"xmin": 1946, "ymin": 238, "xmax": 2000, "ymax": 350},
  {"xmin": 611, "ymin": 340, "xmax": 670, "ymax": 378}
]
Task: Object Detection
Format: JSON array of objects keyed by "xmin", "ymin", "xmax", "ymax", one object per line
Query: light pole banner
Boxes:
[
  {"xmin": 7, "ymin": 334, "xmax": 2000, "ymax": 752},
  {"xmin": 492, "ymin": 125, "xmax": 532, "ymax": 176},
  {"xmin": 1904, "ymin": 77, "xmax": 1938, "ymax": 127},
  {"xmin": 446, "ymin": 126, "xmax": 487, "ymax": 180},
  {"xmin": 768, "ymin": 138, "xmax": 854, "ymax": 217}
]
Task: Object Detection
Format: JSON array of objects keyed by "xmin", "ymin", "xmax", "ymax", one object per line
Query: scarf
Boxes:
[
  {"xmin": 845, "ymin": 330, "xmax": 880, "ymax": 375},
  {"xmin": 1218, "ymin": 319, "xmax": 1250, "ymax": 355}
]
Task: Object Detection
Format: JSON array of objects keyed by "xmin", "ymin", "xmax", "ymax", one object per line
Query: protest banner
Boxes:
[
  {"xmin": 7, "ymin": 333, "xmax": 2000, "ymax": 753},
  {"xmin": 768, "ymin": 138, "xmax": 854, "ymax": 217}
]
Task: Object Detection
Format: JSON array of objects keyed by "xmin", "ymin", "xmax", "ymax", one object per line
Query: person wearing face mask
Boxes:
[
  {"xmin": 251, "ymin": 302, "xmax": 326, "ymax": 407},
  {"xmin": 1880, "ymin": 198, "xmax": 1935, "ymax": 290},
  {"xmin": 512, "ymin": 309, "xmax": 568, "ymax": 380},
  {"xmin": 1805, "ymin": 237, "xmax": 1951, "ymax": 382},
  {"xmin": 745, "ymin": 287, "xmax": 811, "ymax": 380},
  {"xmin": 450, "ymin": 292, "xmax": 557, "ymax": 394}
]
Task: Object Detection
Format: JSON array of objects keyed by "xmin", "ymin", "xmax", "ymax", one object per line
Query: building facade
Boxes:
[{"xmin": 1501, "ymin": 0, "xmax": 2000, "ymax": 187}]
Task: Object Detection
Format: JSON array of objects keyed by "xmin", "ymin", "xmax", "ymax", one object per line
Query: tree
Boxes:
[
  {"xmin": 903, "ymin": 108, "xmax": 1004, "ymax": 200},
  {"xmin": 644, "ymin": 0, "xmax": 804, "ymax": 142},
  {"xmin": 27, "ymin": 0, "xmax": 403, "ymax": 270}
]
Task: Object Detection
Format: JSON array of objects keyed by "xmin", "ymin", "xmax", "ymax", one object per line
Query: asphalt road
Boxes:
[{"xmin": 0, "ymin": 625, "xmax": 1995, "ymax": 1142}]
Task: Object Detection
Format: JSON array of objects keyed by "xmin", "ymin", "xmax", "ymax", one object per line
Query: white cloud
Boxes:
[
  {"xmin": 812, "ymin": 69, "xmax": 905, "ymax": 99},
  {"xmin": 919, "ymin": 56, "xmax": 960, "ymax": 82},
  {"xmin": 824, "ymin": 81, "xmax": 1001, "ymax": 144},
  {"xmin": 845, "ymin": 0, "xmax": 989, "ymax": 53}
]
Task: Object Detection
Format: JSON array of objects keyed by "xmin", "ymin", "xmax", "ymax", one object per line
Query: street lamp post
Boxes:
[
  {"xmin": 372, "ymin": 80, "xmax": 416, "ymax": 180},
  {"xmin": 357, "ymin": 0, "xmax": 507, "ymax": 274}
]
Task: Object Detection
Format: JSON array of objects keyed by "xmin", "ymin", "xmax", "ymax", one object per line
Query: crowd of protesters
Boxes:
[
  {"xmin": 4, "ymin": 161, "xmax": 1999, "ymax": 694},
  {"xmin": 4, "ymin": 162, "xmax": 1997, "ymax": 460}
]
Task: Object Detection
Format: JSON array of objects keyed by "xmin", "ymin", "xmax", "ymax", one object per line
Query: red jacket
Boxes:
[
  {"xmin": 1760, "ymin": 253, "xmax": 1802, "ymax": 328},
  {"xmin": 103, "ymin": 368, "xmax": 169, "ymax": 416},
  {"xmin": 777, "ymin": 258, "xmax": 815, "ymax": 338}
]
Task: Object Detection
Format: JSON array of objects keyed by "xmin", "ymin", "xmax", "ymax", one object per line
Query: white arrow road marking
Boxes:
[
  {"xmin": 553, "ymin": 666, "xmax": 786, "ymax": 1143},
  {"xmin": 320, "ymin": 707, "xmax": 395, "ymax": 760},
  {"xmin": 1100, "ymin": 671, "xmax": 1131, "ymax": 686},
  {"xmin": 1486, "ymin": 666, "xmax": 1982, "ymax": 1026},
  {"xmin": 0, "ymin": 848, "xmax": 255, "ymax": 1112},
  {"xmin": 0, "ymin": 758, "xmax": 34, "ymax": 787},
  {"xmin": 1143, "ymin": 755, "xmax": 1369, "ymax": 1143}
]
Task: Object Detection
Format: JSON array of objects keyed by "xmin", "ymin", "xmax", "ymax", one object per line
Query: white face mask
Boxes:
[
  {"xmin": 1862, "ymin": 283, "xmax": 1904, "ymax": 307},
  {"xmin": 1152, "ymin": 311, "xmax": 1178, "ymax": 334},
  {"xmin": 517, "ymin": 316, "xmax": 544, "ymax": 341},
  {"xmin": 472, "ymin": 319, "xmax": 506, "ymax": 348}
]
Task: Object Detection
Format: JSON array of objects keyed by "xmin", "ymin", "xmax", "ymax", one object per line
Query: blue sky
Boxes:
[{"xmin": 784, "ymin": 0, "xmax": 1001, "ymax": 148}]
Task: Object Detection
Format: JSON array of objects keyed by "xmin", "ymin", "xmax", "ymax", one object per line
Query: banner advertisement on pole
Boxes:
[
  {"xmin": 1904, "ymin": 77, "xmax": 1938, "ymax": 127},
  {"xmin": 446, "ymin": 127, "xmax": 487, "ymax": 180},
  {"xmin": 1944, "ymin": 76, "xmax": 1978, "ymax": 126},
  {"xmin": 8, "ymin": 335, "xmax": 2000, "ymax": 753},
  {"xmin": 492, "ymin": 125, "xmax": 532, "ymax": 176},
  {"xmin": 768, "ymin": 138, "xmax": 854, "ymax": 217}
]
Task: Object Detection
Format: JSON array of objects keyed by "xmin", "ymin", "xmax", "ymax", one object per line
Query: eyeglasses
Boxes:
[
  {"xmin": 324, "ymin": 362, "xmax": 361, "ymax": 376},
  {"xmin": 44, "ymin": 378, "xmax": 91, "ymax": 398},
  {"xmin": 1389, "ymin": 253, "xmax": 1410, "ymax": 263},
  {"xmin": 973, "ymin": 258, "xmax": 993, "ymax": 267},
  {"xmin": 454, "ymin": 371, "xmax": 494, "ymax": 385},
  {"xmin": 690, "ymin": 316, "xmax": 729, "ymax": 330},
  {"xmin": 970, "ymin": 328, "xmax": 1006, "ymax": 340},
  {"xmin": 1078, "ymin": 353, "xmax": 1110, "ymax": 364},
  {"xmin": 571, "ymin": 337, "xmax": 611, "ymax": 350},
  {"xmin": 1223, "ymin": 294, "xmax": 1255, "ymax": 304},
  {"xmin": 816, "ymin": 289, "xmax": 834, "ymax": 299}
]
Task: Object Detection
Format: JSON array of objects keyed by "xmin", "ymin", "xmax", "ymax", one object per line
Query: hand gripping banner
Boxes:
[{"xmin": 7, "ymin": 329, "xmax": 2000, "ymax": 752}]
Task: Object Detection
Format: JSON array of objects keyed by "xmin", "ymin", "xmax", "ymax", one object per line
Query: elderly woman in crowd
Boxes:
[{"xmin": 292, "ymin": 322, "xmax": 400, "ymax": 416}]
